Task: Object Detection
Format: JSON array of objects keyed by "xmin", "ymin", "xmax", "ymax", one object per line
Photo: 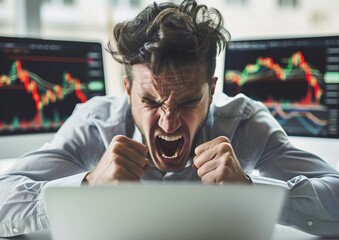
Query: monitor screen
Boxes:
[
  {"xmin": 0, "ymin": 36, "xmax": 106, "ymax": 136},
  {"xmin": 223, "ymin": 35, "xmax": 339, "ymax": 138}
]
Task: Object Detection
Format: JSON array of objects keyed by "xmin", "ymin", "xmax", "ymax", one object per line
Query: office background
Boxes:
[{"xmin": 0, "ymin": 0, "xmax": 338, "ymax": 172}]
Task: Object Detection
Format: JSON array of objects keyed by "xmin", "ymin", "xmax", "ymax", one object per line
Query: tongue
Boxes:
[{"xmin": 158, "ymin": 138, "xmax": 179, "ymax": 156}]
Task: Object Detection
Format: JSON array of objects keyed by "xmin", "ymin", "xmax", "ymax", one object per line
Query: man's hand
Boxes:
[
  {"xmin": 193, "ymin": 136, "xmax": 250, "ymax": 185},
  {"xmin": 85, "ymin": 135, "xmax": 150, "ymax": 185}
]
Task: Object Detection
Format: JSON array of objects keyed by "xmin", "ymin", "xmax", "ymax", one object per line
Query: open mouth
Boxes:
[{"xmin": 156, "ymin": 135, "xmax": 184, "ymax": 159}]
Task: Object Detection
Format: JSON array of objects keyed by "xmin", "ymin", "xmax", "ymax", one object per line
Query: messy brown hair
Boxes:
[{"xmin": 107, "ymin": 0, "xmax": 230, "ymax": 86}]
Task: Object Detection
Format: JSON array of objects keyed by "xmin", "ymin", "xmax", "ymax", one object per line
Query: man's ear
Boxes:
[
  {"xmin": 211, "ymin": 77, "xmax": 217, "ymax": 95},
  {"xmin": 209, "ymin": 77, "xmax": 218, "ymax": 104},
  {"xmin": 123, "ymin": 76, "xmax": 131, "ymax": 104}
]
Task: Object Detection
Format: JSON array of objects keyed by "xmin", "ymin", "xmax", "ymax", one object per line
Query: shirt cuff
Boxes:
[
  {"xmin": 43, "ymin": 171, "xmax": 90, "ymax": 188},
  {"xmin": 247, "ymin": 174, "xmax": 288, "ymax": 189}
]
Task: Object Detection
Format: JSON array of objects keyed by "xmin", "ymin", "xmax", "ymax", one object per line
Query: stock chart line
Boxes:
[
  {"xmin": 270, "ymin": 106, "xmax": 328, "ymax": 135},
  {"xmin": 0, "ymin": 60, "xmax": 88, "ymax": 132},
  {"xmin": 225, "ymin": 51, "xmax": 323, "ymax": 105},
  {"xmin": 0, "ymin": 60, "xmax": 88, "ymax": 111}
]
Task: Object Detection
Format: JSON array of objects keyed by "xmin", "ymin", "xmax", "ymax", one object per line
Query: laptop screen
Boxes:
[
  {"xmin": 0, "ymin": 36, "xmax": 106, "ymax": 136},
  {"xmin": 223, "ymin": 35, "xmax": 339, "ymax": 138}
]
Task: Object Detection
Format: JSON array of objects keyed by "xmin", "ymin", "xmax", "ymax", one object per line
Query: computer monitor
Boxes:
[
  {"xmin": 0, "ymin": 36, "xmax": 106, "ymax": 158},
  {"xmin": 223, "ymin": 35, "xmax": 339, "ymax": 168},
  {"xmin": 224, "ymin": 35, "xmax": 339, "ymax": 138}
]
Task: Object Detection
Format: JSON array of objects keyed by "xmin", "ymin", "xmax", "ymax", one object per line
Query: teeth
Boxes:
[
  {"xmin": 158, "ymin": 135, "xmax": 182, "ymax": 141},
  {"xmin": 161, "ymin": 149, "xmax": 179, "ymax": 159}
]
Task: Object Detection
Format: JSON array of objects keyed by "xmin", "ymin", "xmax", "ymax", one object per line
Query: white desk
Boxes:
[
  {"xmin": 0, "ymin": 225, "xmax": 338, "ymax": 240},
  {"xmin": 272, "ymin": 224, "xmax": 337, "ymax": 240}
]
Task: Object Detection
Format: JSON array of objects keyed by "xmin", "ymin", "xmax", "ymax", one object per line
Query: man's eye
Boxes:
[
  {"xmin": 181, "ymin": 100, "xmax": 200, "ymax": 108},
  {"xmin": 142, "ymin": 100, "xmax": 160, "ymax": 108}
]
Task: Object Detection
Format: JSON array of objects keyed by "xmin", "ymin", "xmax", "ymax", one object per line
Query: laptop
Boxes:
[{"xmin": 44, "ymin": 183, "xmax": 287, "ymax": 240}]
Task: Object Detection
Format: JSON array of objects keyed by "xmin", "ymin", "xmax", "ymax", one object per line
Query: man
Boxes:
[{"xmin": 0, "ymin": 0, "xmax": 338, "ymax": 237}]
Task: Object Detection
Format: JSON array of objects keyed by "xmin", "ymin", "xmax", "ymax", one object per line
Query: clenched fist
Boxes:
[
  {"xmin": 85, "ymin": 135, "xmax": 150, "ymax": 185},
  {"xmin": 193, "ymin": 136, "xmax": 250, "ymax": 185}
]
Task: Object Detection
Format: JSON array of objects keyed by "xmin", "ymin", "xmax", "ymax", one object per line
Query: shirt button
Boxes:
[
  {"xmin": 307, "ymin": 220, "xmax": 313, "ymax": 226},
  {"xmin": 13, "ymin": 227, "xmax": 19, "ymax": 233}
]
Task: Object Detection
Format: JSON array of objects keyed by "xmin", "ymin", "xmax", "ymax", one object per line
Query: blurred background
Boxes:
[
  {"xmin": 1, "ymin": 0, "xmax": 338, "ymax": 96},
  {"xmin": 0, "ymin": 0, "xmax": 338, "ymax": 172}
]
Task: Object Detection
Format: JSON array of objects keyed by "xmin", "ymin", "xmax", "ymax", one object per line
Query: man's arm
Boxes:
[
  {"xmin": 251, "ymin": 142, "xmax": 339, "ymax": 236},
  {"xmin": 0, "ymin": 136, "xmax": 102, "ymax": 237},
  {"xmin": 242, "ymin": 108, "xmax": 339, "ymax": 237},
  {"xmin": 0, "ymin": 171, "xmax": 88, "ymax": 236}
]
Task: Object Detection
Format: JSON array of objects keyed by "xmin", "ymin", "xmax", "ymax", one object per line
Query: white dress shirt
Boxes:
[{"xmin": 0, "ymin": 92, "xmax": 338, "ymax": 237}]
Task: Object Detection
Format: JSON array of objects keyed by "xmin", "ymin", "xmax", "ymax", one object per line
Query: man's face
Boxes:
[{"xmin": 124, "ymin": 63, "xmax": 216, "ymax": 172}]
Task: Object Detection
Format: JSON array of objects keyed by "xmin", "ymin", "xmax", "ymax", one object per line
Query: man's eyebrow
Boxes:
[
  {"xmin": 139, "ymin": 94, "xmax": 159, "ymax": 102},
  {"xmin": 178, "ymin": 95, "xmax": 203, "ymax": 104}
]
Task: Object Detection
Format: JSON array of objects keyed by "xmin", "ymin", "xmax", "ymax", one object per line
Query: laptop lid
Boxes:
[{"xmin": 45, "ymin": 183, "xmax": 287, "ymax": 240}]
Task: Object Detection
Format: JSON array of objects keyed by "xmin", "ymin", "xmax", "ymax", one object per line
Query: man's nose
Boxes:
[{"xmin": 158, "ymin": 108, "xmax": 181, "ymax": 134}]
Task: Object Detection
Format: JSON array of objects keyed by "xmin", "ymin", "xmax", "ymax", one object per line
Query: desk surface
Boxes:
[{"xmin": 0, "ymin": 225, "xmax": 338, "ymax": 240}]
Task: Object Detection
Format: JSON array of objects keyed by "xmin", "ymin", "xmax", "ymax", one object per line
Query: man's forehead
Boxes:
[{"xmin": 131, "ymin": 64, "xmax": 207, "ymax": 86}]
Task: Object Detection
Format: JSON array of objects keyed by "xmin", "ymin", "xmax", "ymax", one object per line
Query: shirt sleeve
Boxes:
[
  {"xmin": 240, "ymin": 107, "xmax": 339, "ymax": 237},
  {"xmin": 0, "ymin": 172, "xmax": 88, "ymax": 237}
]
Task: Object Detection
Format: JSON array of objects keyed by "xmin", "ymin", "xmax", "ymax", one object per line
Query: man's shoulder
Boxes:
[{"xmin": 211, "ymin": 92, "xmax": 266, "ymax": 119}]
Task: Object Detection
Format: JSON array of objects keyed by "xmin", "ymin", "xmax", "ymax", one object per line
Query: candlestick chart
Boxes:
[
  {"xmin": 225, "ymin": 51, "xmax": 324, "ymax": 105},
  {"xmin": 0, "ymin": 37, "xmax": 105, "ymax": 136},
  {"xmin": 224, "ymin": 36, "xmax": 339, "ymax": 138},
  {"xmin": 0, "ymin": 60, "xmax": 88, "ymax": 133}
]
